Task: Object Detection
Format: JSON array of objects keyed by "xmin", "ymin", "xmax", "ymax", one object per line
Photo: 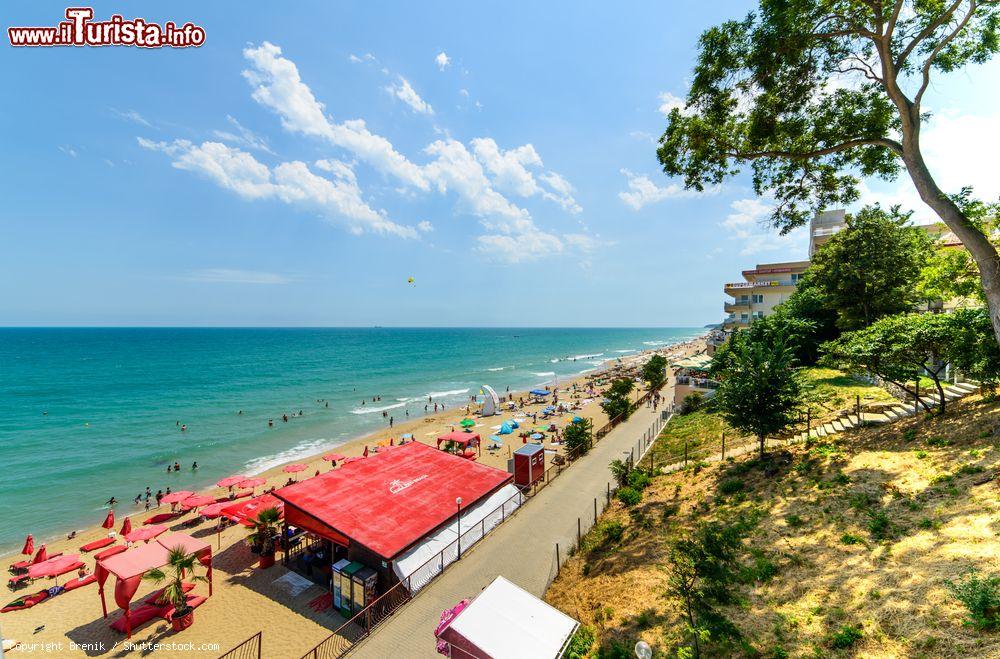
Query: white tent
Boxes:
[
  {"xmin": 480, "ymin": 385, "xmax": 501, "ymax": 417},
  {"xmin": 436, "ymin": 576, "xmax": 579, "ymax": 659}
]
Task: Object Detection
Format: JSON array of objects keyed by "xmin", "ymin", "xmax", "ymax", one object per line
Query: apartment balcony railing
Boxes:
[
  {"xmin": 676, "ymin": 376, "xmax": 720, "ymax": 390},
  {"xmin": 723, "ymin": 302, "xmax": 749, "ymax": 313}
]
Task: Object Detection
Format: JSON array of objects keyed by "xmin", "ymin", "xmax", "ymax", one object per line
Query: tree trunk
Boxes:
[
  {"xmin": 758, "ymin": 434, "xmax": 765, "ymax": 459},
  {"xmin": 901, "ymin": 141, "xmax": 1000, "ymax": 348}
]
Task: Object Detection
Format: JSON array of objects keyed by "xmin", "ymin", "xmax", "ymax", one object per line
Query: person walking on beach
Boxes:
[
  {"xmin": 389, "ymin": 416, "xmax": 394, "ymax": 428},
  {"xmin": 155, "ymin": 490, "xmax": 163, "ymax": 505}
]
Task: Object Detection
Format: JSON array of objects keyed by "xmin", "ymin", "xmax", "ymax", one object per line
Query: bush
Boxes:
[
  {"xmin": 609, "ymin": 459, "xmax": 631, "ymax": 488},
  {"xmin": 564, "ymin": 418, "xmax": 594, "ymax": 457},
  {"xmin": 828, "ymin": 624, "xmax": 863, "ymax": 648},
  {"xmin": 628, "ymin": 469, "xmax": 651, "ymax": 490},
  {"xmin": 946, "ymin": 569, "xmax": 1000, "ymax": 631},
  {"xmin": 840, "ymin": 532, "xmax": 863, "ymax": 545},
  {"xmin": 564, "ymin": 625, "xmax": 596, "ymax": 659},
  {"xmin": 786, "ymin": 514, "xmax": 804, "ymax": 528},
  {"xmin": 719, "ymin": 478, "xmax": 745, "ymax": 495},
  {"xmin": 679, "ymin": 391, "xmax": 704, "ymax": 415},
  {"xmin": 616, "ymin": 486, "xmax": 641, "ymax": 506},
  {"xmin": 867, "ymin": 510, "xmax": 892, "ymax": 540},
  {"xmin": 600, "ymin": 520, "xmax": 625, "ymax": 544}
]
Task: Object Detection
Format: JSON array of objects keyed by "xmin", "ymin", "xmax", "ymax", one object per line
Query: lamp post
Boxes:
[{"xmin": 456, "ymin": 497, "xmax": 463, "ymax": 560}]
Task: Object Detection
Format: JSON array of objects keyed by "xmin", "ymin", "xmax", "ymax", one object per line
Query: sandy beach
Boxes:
[{"xmin": 1, "ymin": 335, "xmax": 705, "ymax": 658}]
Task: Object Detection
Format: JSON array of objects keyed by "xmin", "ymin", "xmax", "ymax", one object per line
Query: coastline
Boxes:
[{"xmin": 2, "ymin": 333, "xmax": 706, "ymax": 560}]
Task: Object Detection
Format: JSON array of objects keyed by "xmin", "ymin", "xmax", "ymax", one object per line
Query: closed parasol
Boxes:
[
  {"xmin": 120, "ymin": 517, "xmax": 132, "ymax": 537},
  {"xmin": 21, "ymin": 534, "xmax": 34, "ymax": 556},
  {"xmin": 101, "ymin": 510, "xmax": 115, "ymax": 529}
]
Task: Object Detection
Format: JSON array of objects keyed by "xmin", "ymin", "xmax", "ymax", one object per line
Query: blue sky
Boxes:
[{"xmin": 2, "ymin": 1, "xmax": 999, "ymax": 327}]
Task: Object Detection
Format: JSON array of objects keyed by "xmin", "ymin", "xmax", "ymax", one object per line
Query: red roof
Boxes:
[{"xmin": 273, "ymin": 442, "xmax": 511, "ymax": 559}]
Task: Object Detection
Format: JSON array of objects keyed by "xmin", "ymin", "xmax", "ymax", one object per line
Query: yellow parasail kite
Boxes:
[{"xmin": 407, "ymin": 277, "xmax": 415, "ymax": 285}]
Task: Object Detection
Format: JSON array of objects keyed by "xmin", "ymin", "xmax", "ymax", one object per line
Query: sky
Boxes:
[{"xmin": 2, "ymin": 1, "xmax": 999, "ymax": 327}]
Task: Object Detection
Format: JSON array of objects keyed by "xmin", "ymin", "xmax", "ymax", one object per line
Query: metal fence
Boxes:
[
  {"xmin": 217, "ymin": 631, "xmax": 262, "ymax": 659},
  {"xmin": 300, "ymin": 583, "xmax": 412, "ymax": 659}
]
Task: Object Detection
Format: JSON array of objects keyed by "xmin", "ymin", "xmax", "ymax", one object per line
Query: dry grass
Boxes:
[{"xmin": 546, "ymin": 394, "xmax": 1000, "ymax": 658}]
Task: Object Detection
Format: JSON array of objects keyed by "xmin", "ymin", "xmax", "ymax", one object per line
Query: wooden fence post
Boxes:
[
  {"xmin": 684, "ymin": 440, "xmax": 688, "ymax": 468},
  {"xmin": 556, "ymin": 543, "xmax": 560, "ymax": 576},
  {"xmin": 577, "ymin": 518, "xmax": 582, "ymax": 547},
  {"xmin": 721, "ymin": 431, "xmax": 726, "ymax": 460}
]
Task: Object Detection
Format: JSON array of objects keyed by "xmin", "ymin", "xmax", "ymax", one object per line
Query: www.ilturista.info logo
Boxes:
[{"xmin": 8, "ymin": 7, "xmax": 205, "ymax": 48}]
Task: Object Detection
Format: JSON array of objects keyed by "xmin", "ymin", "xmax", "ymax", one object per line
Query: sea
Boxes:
[{"xmin": 0, "ymin": 327, "xmax": 702, "ymax": 554}]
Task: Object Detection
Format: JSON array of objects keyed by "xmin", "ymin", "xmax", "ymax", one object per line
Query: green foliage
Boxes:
[
  {"xmin": 642, "ymin": 354, "xmax": 668, "ymax": 390},
  {"xmin": 564, "ymin": 417, "xmax": 594, "ymax": 457},
  {"xmin": 141, "ymin": 546, "xmax": 207, "ymax": 612},
  {"xmin": 866, "ymin": 510, "xmax": 892, "ymax": 541},
  {"xmin": 770, "ymin": 281, "xmax": 840, "ymax": 366},
  {"xmin": 564, "ymin": 625, "xmax": 596, "ymax": 659},
  {"xmin": 807, "ymin": 206, "xmax": 933, "ymax": 330},
  {"xmin": 711, "ymin": 323, "xmax": 802, "ymax": 458},
  {"xmin": 946, "ymin": 569, "xmax": 1000, "ymax": 631},
  {"xmin": 679, "ymin": 392, "xmax": 704, "ymax": 416},
  {"xmin": 609, "ymin": 458, "xmax": 631, "ymax": 488},
  {"xmin": 601, "ymin": 378, "xmax": 635, "ymax": 422},
  {"xmin": 718, "ymin": 478, "xmax": 745, "ymax": 495},
  {"xmin": 840, "ymin": 532, "xmax": 863, "ymax": 545},
  {"xmin": 616, "ymin": 486, "xmax": 642, "ymax": 507},
  {"xmin": 247, "ymin": 506, "xmax": 282, "ymax": 555},
  {"xmin": 628, "ymin": 469, "xmax": 652, "ymax": 490},
  {"xmin": 827, "ymin": 624, "xmax": 863, "ymax": 649}
]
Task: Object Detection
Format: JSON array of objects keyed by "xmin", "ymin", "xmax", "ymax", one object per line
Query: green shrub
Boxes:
[
  {"xmin": 564, "ymin": 625, "xmax": 595, "ymax": 659},
  {"xmin": 946, "ymin": 569, "xmax": 1000, "ymax": 631},
  {"xmin": 679, "ymin": 391, "xmax": 704, "ymax": 415},
  {"xmin": 957, "ymin": 463, "xmax": 985, "ymax": 476},
  {"xmin": 849, "ymin": 492, "xmax": 875, "ymax": 510},
  {"xmin": 918, "ymin": 517, "xmax": 937, "ymax": 530},
  {"xmin": 597, "ymin": 638, "xmax": 631, "ymax": 659},
  {"xmin": 601, "ymin": 520, "xmax": 625, "ymax": 544},
  {"xmin": 786, "ymin": 514, "xmax": 804, "ymax": 528},
  {"xmin": 742, "ymin": 550, "xmax": 778, "ymax": 583},
  {"xmin": 628, "ymin": 469, "xmax": 651, "ymax": 490},
  {"xmin": 828, "ymin": 624, "xmax": 863, "ymax": 648},
  {"xmin": 903, "ymin": 428, "xmax": 918, "ymax": 442},
  {"xmin": 719, "ymin": 478, "xmax": 745, "ymax": 495},
  {"xmin": 927, "ymin": 436, "xmax": 952, "ymax": 447},
  {"xmin": 770, "ymin": 646, "xmax": 789, "ymax": 659},
  {"xmin": 916, "ymin": 450, "xmax": 928, "ymax": 459},
  {"xmin": 840, "ymin": 532, "xmax": 863, "ymax": 545},
  {"xmin": 616, "ymin": 486, "xmax": 641, "ymax": 506},
  {"xmin": 867, "ymin": 510, "xmax": 892, "ymax": 540}
]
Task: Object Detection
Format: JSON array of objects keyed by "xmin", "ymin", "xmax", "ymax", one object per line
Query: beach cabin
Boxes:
[
  {"xmin": 273, "ymin": 442, "xmax": 522, "ymax": 605},
  {"xmin": 511, "ymin": 444, "xmax": 545, "ymax": 488}
]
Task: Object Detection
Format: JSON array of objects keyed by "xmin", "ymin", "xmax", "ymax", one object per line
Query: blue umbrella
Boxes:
[
  {"xmin": 530, "ymin": 433, "xmax": 544, "ymax": 440},
  {"xmin": 572, "ymin": 416, "xmax": 583, "ymax": 423},
  {"xmin": 530, "ymin": 389, "xmax": 550, "ymax": 396},
  {"xmin": 489, "ymin": 434, "xmax": 504, "ymax": 445}
]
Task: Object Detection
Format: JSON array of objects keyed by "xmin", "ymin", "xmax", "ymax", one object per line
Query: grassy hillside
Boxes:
[{"xmin": 546, "ymin": 394, "xmax": 1000, "ymax": 658}]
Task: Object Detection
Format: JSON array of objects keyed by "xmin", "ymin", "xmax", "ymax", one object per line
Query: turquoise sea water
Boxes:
[{"xmin": 0, "ymin": 327, "xmax": 702, "ymax": 554}]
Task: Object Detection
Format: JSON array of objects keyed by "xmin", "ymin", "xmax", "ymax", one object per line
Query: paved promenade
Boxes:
[{"xmin": 353, "ymin": 402, "xmax": 666, "ymax": 658}]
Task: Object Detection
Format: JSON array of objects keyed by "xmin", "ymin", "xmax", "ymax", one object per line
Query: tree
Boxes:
[
  {"xmin": 563, "ymin": 417, "xmax": 594, "ymax": 457},
  {"xmin": 247, "ymin": 506, "xmax": 282, "ymax": 557},
  {"xmin": 710, "ymin": 324, "xmax": 801, "ymax": 458},
  {"xmin": 642, "ymin": 354, "xmax": 669, "ymax": 390},
  {"xmin": 822, "ymin": 309, "xmax": 999, "ymax": 413},
  {"xmin": 657, "ymin": 0, "xmax": 1000, "ymax": 347},
  {"xmin": 142, "ymin": 546, "xmax": 207, "ymax": 625},
  {"xmin": 806, "ymin": 205, "xmax": 932, "ymax": 330},
  {"xmin": 770, "ymin": 276, "xmax": 839, "ymax": 365},
  {"xmin": 601, "ymin": 377, "xmax": 635, "ymax": 421}
]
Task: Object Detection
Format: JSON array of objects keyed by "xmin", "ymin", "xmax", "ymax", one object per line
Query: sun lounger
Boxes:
[
  {"xmin": 8, "ymin": 552, "xmax": 63, "ymax": 575},
  {"xmin": 49, "ymin": 561, "xmax": 84, "ymax": 579},
  {"xmin": 110, "ymin": 603, "xmax": 164, "ymax": 633},
  {"xmin": 79, "ymin": 537, "xmax": 115, "ymax": 552},
  {"xmin": 62, "ymin": 574, "xmax": 97, "ymax": 591},
  {"xmin": 94, "ymin": 545, "xmax": 127, "ymax": 561},
  {"xmin": 7, "ymin": 575, "xmax": 30, "ymax": 591},
  {"xmin": 143, "ymin": 513, "xmax": 176, "ymax": 525}
]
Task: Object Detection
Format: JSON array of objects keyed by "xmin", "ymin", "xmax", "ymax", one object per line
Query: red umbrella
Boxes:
[
  {"xmin": 237, "ymin": 477, "xmax": 266, "ymax": 489},
  {"xmin": 321, "ymin": 453, "xmax": 345, "ymax": 462},
  {"xmin": 21, "ymin": 534, "xmax": 34, "ymax": 556},
  {"xmin": 282, "ymin": 464, "xmax": 308, "ymax": 473},
  {"xmin": 102, "ymin": 510, "xmax": 115, "ymax": 529},
  {"xmin": 33, "ymin": 545, "xmax": 49, "ymax": 564},
  {"xmin": 181, "ymin": 494, "xmax": 216, "ymax": 510},
  {"xmin": 27, "ymin": 554, "xmax": 81, "ymax": 580},
  {"xmin": 160, "ymin": 490, "xmax": 194, "ymax": 504},
  {"xmin": 125, "ymin": 525, "xmax": 167, "ymax": 543},
  {"xmin": 216, "ymin": 475, "xmax": 246, "ymax": 489},
  {"xmin": 120, "ymin": 517, "xmax": 132, "ymax": 537},
  {"xmin": 198, "ymin": 502, "xmax": 230, "ymax": 518}
]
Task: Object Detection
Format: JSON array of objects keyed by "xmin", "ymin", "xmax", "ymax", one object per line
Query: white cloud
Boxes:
[
  {"xmin": 112, "ymin": 108, "xmax": 152, "ymax": 127},
  {"xmin": 242, "ymin": 42, "xmax": 429, "ymax": 190},
  {"xmin": 470, "ymin": 138, "xmax": 582, "ymax": 213},
  {"xmin": 618, "ymin": 169, "xmax": 715, "ymax": 210},
  {"xmin": 211, "ymin": 115, "xmax": 274, "ymax": 154},
  {"xmin": 538, "ymin": 171, "xmax": 582, "ymax": 214},
  {"xmin": 720, "ymin": 198, "xmax": 807, "ymax": 256},
  {"xmin": 58, "ymin": 145, "xmax": 78, "ymax": 158},
  {"xmin": 459, "ymin": 88, "xmax": 470, "ymax": 98},
  {"xmin": 477, "ymin": 227, "xmax": 564, "ymax": 263},
  {"xmin": 435, "ymin": 52, "xmax": 451, "ymax": 70},
  {"xmin": 385, "ymin": 76, "xmax": 434, "ymax": 115},
  {"xmin": 348, "ymin": 54, "xmax": 362, "ymax": 63},
  {"xmin": 186, "ymin": 269, "xmax": 293, "ymax": 284},
  {"xmin": 657, "ymin": 91, "xmax": 685, "ymax": 117},
  {"xmin": 417, "ymin": 220, "xmax": 434, "ymax": 232},
  {"xmin": 423, "ymin": 138, "xmax": 527, "ymax": 220},
  {"xmin": 138, "ymin": 138, "xmax": 417, "ymax": 238}
]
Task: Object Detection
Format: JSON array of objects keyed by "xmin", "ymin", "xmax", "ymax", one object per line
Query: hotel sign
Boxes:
[{"xmin": 388, "ymin": 475, "xmax": 428, "ymax": 494}]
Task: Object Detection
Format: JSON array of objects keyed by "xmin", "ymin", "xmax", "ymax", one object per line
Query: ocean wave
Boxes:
[
  {"xmin": 242, "ymin": 437, "xmax": 335, "ymax": 475},
  {"xmin": 533, "ymin": 371, "xmax": 556, "ymax": 377},
  {"xmin": 426, "ymin": 388, "xmax": 470, "ymax": 399},
  {"xmin": 549, "ymin": 358, "xmax": 559, "ymax": 363},
  {"xmin": 578, "ymin": 367, "xmax": 597, "ymax": 374},
  {"xmin": 572, "ymin": 352, "xmax": 604, "ymax": 360},
  {"xmin": 614, "ymin": 349, "xmax": 636, "ymax": 353},
  {"xmin": 486, "ymin": 367, "xmax": 505, "ymax": 372},
  {"xmin": 351, "ymin": 401, "xmax": 406, "ymax": 415},
  {"xmin": 587, "ymin": 359, "xmax": 605, "ymax": 366},
  {"xmin": 642, "ymin": 340, "xmax": 673, "ymax": 346}
]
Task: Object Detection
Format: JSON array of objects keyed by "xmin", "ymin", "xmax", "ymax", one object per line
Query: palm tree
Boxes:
[
  {"xmin": 142, "ymin": 546, "xmax": 206, "ymax": 629},
  {"xmin": 247, "ymin": 506, "xmax": 282, "ymax": 567}
]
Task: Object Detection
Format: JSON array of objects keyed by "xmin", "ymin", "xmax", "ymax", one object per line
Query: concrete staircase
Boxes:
[{"xmin": 788, "ymin": 381, "xmax": 980, "ymax": 443}]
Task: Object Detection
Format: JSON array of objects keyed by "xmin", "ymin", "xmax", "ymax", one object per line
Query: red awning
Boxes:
[
  {"xmin": 273, "ymin": 442, "xmax": 511, "ymax": 560},
  {"xmin": 221, "ymin": 494, "xmax": 284, "ymax": 526},
  {"xmin": 437, "ymin": 431, "xmax": 481, "ymax": 456}
]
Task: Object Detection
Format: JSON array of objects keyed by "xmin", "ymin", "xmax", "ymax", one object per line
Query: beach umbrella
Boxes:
[
  {"xmin": 460, "ymin": 418, "xmax": 475, "ymax": 428},
  {"xmin": 181, "ymin": 494, "xmax": 216, "ymax": 510},
  {"xmin": 27, "ymin": 554, "xmax": 81, "ymax": 581},
  {"xmin": 120, "ymin": 517, "xmax": 132, "ymax": 537},
  {"xmin": 363, "ymin": 446, "xmax": 369, "ymax": 457},
  {"xmin": 33, "ymin": 545, "xmax": 49, "ymax": 564},
  {"xmin": 488, "ymin": 434, "xmax": 504, "ymax": 445},
  {"xmin": 530, "ymin": 389, "xmax": 550, "ymax": 396},
  {"xmin": 282, "ymin": 463, "xmax": 308, "ymax": 473},
  {"xmin": 572, "ymin": 416, "xmax": 584, "ymax": 423},
  {"xmin": 322, "ymin": 453, "xmax": 345, "ymax": 462},
  {"xmin": 125, "ymin": 525, "xmax": 167, "ymax": 543},
  {"xmin": 530, "ymin": 433, "xmax": 544, "ymax": 440},
  {"xmin": 161, "ymin": 490, "xmax": 194, "ymax": 504},
  {"xmin": 237, "ymin": 477, "xmax": 266, "ymax": 489},
  {"xmin": 216, "ymin": 475, "xmax": 246, "ymax": 489},
  {"xmin": 101, "ymin": 510, "xmax": 115, "ymax": 529},
  {"xmin": 198, "ymin": 502, "xmax": 230, "ymax": 519},
  {"xmin": 20, "ymin": 534, "xmax": 34, "ymax": 556}
]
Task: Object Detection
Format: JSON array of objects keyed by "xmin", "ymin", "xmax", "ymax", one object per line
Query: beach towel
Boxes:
[
  {"xmin": 2, "ymin": 589, "xmax": 49, "ymax": 613},
  {"xmin": 79, "ymin": 537, "xmax": 115, "ymax": 552},
  {"xmin": 273, "ymin": 571, "xmax": 315, "ymax": 597}
]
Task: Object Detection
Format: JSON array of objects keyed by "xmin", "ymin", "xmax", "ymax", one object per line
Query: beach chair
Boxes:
[
  {"xmin": 7, "ymin": 574, "xmax": 30, "ymax": 591},
  {"xmin": 79, "ymin": 537, "xmax": 115, "ymax": 553},
  {"xmin": 8, "ymin": 552, "xmax": 62, "ymax": 576},
  {"xmin": 62, "ymin": 574, "xmax": 97, "ymax": 591}
]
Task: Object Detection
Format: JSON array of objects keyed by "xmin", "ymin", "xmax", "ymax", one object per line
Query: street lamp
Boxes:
[{"xmin": 456, "ymin": 497, "xmax": 463, "ymax": 559}]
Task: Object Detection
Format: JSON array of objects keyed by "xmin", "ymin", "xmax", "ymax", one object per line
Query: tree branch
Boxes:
[
  {"xmin": 722, "ymin": 137, "xmax": 903, "ymax": 161},
  {"xmin": 894, "ymin": 0, "xmax": 966, "ymax": 70},
  {"xmin": 914, "ymin": 1, "xmax": 978, "ymax": 107}
]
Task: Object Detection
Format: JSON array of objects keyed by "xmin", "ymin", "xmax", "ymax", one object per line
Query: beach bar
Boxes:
[{"xmin": 273, "ymin": 442, "xmax": 521, "ymax": 601}]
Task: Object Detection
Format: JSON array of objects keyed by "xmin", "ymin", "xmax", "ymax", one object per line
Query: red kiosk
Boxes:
[{"xmin": 512, "ymin": 444, "xmax": 545, "ymax": 488}]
